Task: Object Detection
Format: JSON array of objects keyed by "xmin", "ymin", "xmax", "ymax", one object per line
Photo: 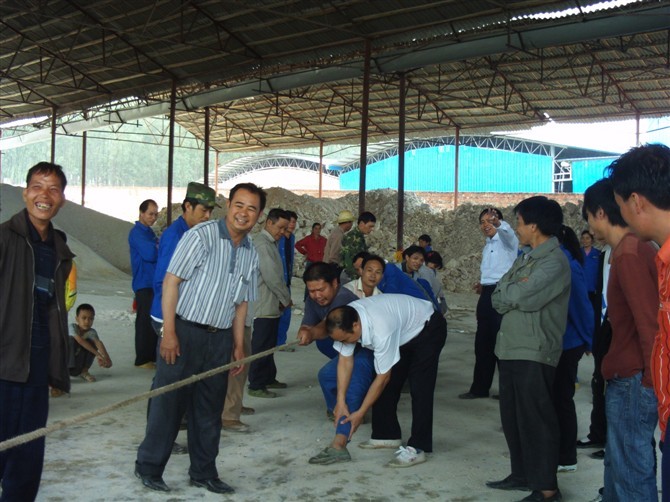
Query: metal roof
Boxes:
[{"xmin": 2, "ymin": 0, "xmax": 670, "ymax": 154}]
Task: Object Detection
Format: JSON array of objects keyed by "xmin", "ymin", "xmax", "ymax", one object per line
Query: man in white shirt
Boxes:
[
  {"xmin": 460, "ymin": 207, "xmax": 518, "ymax": 399},
  {"xmin": 318, "ymin": 294, "xmax": 447, "ymax": 468}
]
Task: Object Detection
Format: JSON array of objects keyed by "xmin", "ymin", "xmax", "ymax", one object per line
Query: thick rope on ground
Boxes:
[{"xmin": 0, "ymin": 340, "xmax": 300, "ymax": 453}]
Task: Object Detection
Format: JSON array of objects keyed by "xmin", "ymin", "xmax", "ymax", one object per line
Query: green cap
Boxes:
[{"xmin": 185, "ymin": 182, "xmax": 220, "ymax": 208}]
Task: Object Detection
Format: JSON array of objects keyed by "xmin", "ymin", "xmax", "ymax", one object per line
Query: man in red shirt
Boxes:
[
  {"xmin": 295, "ymin": 222, "xmax": 327, "ymax": 266},
  {"xmin": 607, "ymin": 143, "xmax": 670, "ymax": 502},
  {"xmin": 583, "ymin": 178, "xmax": 658, "ymax": 501}
]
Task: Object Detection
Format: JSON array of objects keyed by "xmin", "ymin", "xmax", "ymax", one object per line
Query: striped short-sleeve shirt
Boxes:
[{"xmin": 167, "ymin": 219, "xmax": 259, "ymax": 329}]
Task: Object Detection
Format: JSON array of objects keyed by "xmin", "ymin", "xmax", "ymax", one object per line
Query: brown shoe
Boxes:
[
  {"xmin": 50, "ymin": 388, "xmax": 66, "ymax": 398},
  {"xmin": 222, "ymin": 420, "xmax": 250, "ymax": 433},
  {"xmin": 241, "ymin": 406, "xmax": 255, "ymax": 415}
]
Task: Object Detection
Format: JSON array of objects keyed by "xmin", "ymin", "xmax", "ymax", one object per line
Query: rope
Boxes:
[{"xmin": 0, "ymin": 340, "xmax": 301, "ymax": 453}]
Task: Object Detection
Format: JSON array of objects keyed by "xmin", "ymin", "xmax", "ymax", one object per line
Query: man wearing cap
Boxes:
[
  {"xmin": 129, "ymin": 199, "xmax": 159, "ymax": 368},
  {"xmin": 135, "ymin": 182, "xmax": 265, "ymax": 494},
  {"xmin": 323, "ymin": 210, "xmax": 355, "ymax": 266}
]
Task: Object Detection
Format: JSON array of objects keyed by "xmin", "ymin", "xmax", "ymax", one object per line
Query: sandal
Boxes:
[{"xmin": 80, "ymin": 372, "xmax": 96, "ymax": 382}]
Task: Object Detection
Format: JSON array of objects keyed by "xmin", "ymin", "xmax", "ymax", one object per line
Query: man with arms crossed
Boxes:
[{"xmin": 135, "ymin": 183, "xmax": 265, "ymax": 494}]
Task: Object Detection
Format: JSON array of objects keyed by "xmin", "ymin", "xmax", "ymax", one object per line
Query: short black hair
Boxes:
[
  {"xmin": 362, "ymin": 254, "xmax": 386, "ymax": 271},
  {"xmin": 325, "ymin": 305, "xmax": 359, "ymax": 335},
  {"xmin": 76, "ymin": 303, "xmax": 95, "ymax": 316},
  {"xmin": 418, "ymin": 234, "xmax": 431, "ymax": 243},
  {"xmin": 303, "ymin": 262, "xmax": 339, "ymax": 283},
  {"xmin": 514, "ymin": 196, "xmax": 563, "ymax": 237},
  {"xmin": 607, "ymin": 143, "xmax": 670, "ymax": 210},
  {"xmin": 478, "ymin": 207, "xmax": 504, "ymax": 221},
  {"xmin": 581, "ymin": 230, "xmax": 594, "ymax": 238},
  {"xmin": 582, "ymin": 179, "xmax": 627, "ymax": 227},
  {"xmin": 285, "ymin": 210, "xmax": 298, "ymax": 220},
  {"xmin": 26, "ymin": 162, "xmax": 67, "ymax": 190},
  {"xmin": 402, "ymin": 245, "xmax": 426, "ymax": 260},
  {"xmin": 312, "ymin": 222, "xmax": 322, "ymax": 230},
  {"xmin": 352, "ymin": 251, "xmax": 371, "ymax": 264},
  {"xmin": 358, "ymin": 211, "xmax": 376, "ymax": 224},
  {"xmin": 229, "ymin": 182, "xmax": 267, "ymax": 212},
  {"xmin": 425, "ymin": 251, "xmax": 444, "ymax": 269},
  {"xmin": 266, "ymin": 207, "xmax": 290, "ymax": 223},
  {"xmin": 139, "ymin": 199, "xmax": 157, "ymax": 213}
]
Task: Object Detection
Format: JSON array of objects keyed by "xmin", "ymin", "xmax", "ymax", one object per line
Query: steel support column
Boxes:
[
  {"xmin": 204, "ymin": 106, "xmax": 210, "ymax": 185},
  {"xmin": 454, "ymin": 127, "xmax": 460, "ymax": 209},
  {"xmin": 167, "ymin": 81, "xmax": 176, "ymax": 225},
  {"xmin": 215, "ymin": 151, "xmax": 220, "ymax": 195},
  {"xmin": 50, "ymin": 109, "xmax": 57, "ymax": 163},
  {"xmin": 81, "ymin": 130, "xmax": 87, "ymax": 206},
  {"xmin": 397, "ymin": 73, "xmax": 406, "ymax": 251},
  {"xmin": 319, "ymin": 140, "xmax": 324, "ymax": 198},
  {"xmin": 358, "ymin": 40, "xmax": 371, "ymax": 214}
]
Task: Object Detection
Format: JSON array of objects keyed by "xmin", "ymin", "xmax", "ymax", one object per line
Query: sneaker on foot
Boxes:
[
  {"xmin": 222, "ymin": 419, "xmax": 250, "ymax": 433},
  {"xmin": 359, "ymin": 438, "xmax": 403, "ymax": 449},
  {"xmin": 248, "ymin": 388, "xmax": 277, "ymax": 398},
  {"xmin": 557, "ymin": 464, "xmax": 577, "ymax": 473},
  {"xmin": 308, "ymin": 447, "xmax": 351, "ymax": 465},
  {"xmin": 267, "ymin": 380, "xmax": 287, "ymax": 389},
  {"xmin": 387, "ymin": 446, "xmax": 426, "ymax": 468}
]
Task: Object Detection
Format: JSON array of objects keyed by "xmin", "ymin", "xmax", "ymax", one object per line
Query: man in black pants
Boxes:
[{"xmin": 459, "ymin": 208, "xmax": 518, "ymax": 399}]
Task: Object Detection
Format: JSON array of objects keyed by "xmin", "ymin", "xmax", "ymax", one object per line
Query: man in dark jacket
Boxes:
[{"xmin": 0, "ymin": 162, "xmax": 74, "ymax": 501}]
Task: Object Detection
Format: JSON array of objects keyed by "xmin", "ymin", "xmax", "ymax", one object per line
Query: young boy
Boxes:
[{"xmin": 69, "ymin": 304, "xmax": 112, "ymax": 382}]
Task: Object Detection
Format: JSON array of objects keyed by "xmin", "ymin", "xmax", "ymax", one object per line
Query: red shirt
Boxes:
[
  {"xmin": 295, "ymin": 234, "xmax": 327, "ymax": 263},
  {"xmin": 652, "ymin": 237, "xmax": 670, "ymax": 439},
  {"xmin": 601, "ymin": 233, "xmax": 658, "ymax": 388}
]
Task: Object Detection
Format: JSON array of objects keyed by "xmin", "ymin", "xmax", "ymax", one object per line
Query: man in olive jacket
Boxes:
[
  {"xmin": 486, "ymin": 196, "xmax": 570, "ymax": 502},
  {"xmin": 0, "ymin": 162, "xmax": 74, "ymax": 501}
]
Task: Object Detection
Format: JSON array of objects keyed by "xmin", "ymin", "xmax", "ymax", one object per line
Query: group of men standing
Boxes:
[{"xmin": 3, "ymin": 142, "xmax": 670, "ymax": 501}]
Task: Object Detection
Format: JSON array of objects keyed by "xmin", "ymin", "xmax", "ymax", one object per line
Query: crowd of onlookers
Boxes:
[{"xmin": 1, "ymin": 142, "xmax": 669, "ymax": 501}]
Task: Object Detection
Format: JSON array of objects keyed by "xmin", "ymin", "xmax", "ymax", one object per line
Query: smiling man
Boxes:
[
  {"xmin": 0, "ymin": 162, "xmax": 74, "ymax": 500},
  {"xmin": 135, "ymin": 182, "xmax": 265, "ymax": 495}
]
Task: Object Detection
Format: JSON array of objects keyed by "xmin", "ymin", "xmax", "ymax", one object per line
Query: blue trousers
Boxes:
[
  {"xmin": 318, "ymin": 349, "xmax": 375, "ymax": 438},
  {"xmin": 276, "ymin": 306, "xmax": 291, "ymax": 346},
  {"xmin": 135, "ymin": 317, "xmax": 232, "ymax": 481},
  {"xmin": 604, "ymin": 373, "xmax": 658, "ymax": 502},
  {"xmin": 0, "ymin": 380, "xmax": 48, "ymax": 502},
  {"xmin": 662, "ymin": 439, "xmax": 670, "ymax": 502}
]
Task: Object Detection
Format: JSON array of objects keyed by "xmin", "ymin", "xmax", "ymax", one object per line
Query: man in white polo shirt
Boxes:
[{"xmin": 320, "ymin": 294, "xmax": 447, "ymax": 467}]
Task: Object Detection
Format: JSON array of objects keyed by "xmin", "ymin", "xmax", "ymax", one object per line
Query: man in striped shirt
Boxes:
[
  {"xmin": 608, "ymin": 143, "xmax": 670, "ymax": 502},
  {"xmin": 135, "ymin": 182, "xmax": 266, "ymax": 495}
]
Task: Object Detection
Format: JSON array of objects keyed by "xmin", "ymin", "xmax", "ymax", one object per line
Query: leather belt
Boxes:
[{"xmin": 176, "ymin": 315, "xmax": 220, "ymax": 333}]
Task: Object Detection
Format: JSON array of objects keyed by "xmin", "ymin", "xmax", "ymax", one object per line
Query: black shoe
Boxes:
[
  {"xmin": 135, "ymin": 468, "xmax": 170, "ymax": 492},
  {"xmin": 459, "ymin": 392, "xmax": 488, "ymax": 399},
  {"xmin": 576, "ymin": 438, "xmax": 605, "ymax": 449},
  {"xmin": 519, "ymin": 489, "xmax": 562, "ymax": 501},
  {"xmin": 171, "ymin": 442, "xmax": 188, "ymax": 455},
  {"xmin": 486, "ymin": 475, "xmax": 530, "ymax": 491},
  {"xmin": 190, "ymin": 477, "xmax": 235, "ymax": 494},
  {"xmin": 590, "ymin": 449, "xmax": 605, "ymax": 459},
  {"xmin": 491, "ymin": 394, "xmax": 500, "ymax": 400}
]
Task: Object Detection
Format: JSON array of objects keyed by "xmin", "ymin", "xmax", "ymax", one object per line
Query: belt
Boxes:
[
  {"xmin": 176, "ymin": 315, "xmax": 220, "ymax": 333},
  {"xmin": 482, "ymin": 283, "xmax": 497, "ymax": 289}
]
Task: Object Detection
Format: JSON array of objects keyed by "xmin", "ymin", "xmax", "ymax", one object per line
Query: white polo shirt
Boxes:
[{"xmin": 333, "ymin": 294, "xmax": 433, "ymax": 374}]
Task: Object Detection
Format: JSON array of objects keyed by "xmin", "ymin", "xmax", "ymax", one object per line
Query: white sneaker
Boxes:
[
  {"xmin": 387, "ymin": 446, "xmax": 426, "ymax": 468},
  {"xmin": 359, "ymin": 439, "xmax": 403, "ymax": 450},
  {"xmin": 557, "ymin": 464, "xmax": 577, "ymax": 473}
]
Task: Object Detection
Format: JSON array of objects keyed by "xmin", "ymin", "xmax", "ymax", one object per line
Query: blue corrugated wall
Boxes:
[
  {"xmin": 340, "ymin": 145, "xmax": 554, "ymax": 192},
  {"xmin": 571, "ymin": 158, "xmax": 615, "ymax": 193}
]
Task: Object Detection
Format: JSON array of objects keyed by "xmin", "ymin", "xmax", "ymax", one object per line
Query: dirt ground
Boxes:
[{"xmin": 33, "ymin": 275, "xmax": 643, "ymax": 502}]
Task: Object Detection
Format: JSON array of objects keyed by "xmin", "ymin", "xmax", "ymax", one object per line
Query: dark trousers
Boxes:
[
  {"xmin": 499, "ymin": 360, "xmax": 559, "ymax": 491},
  {"xmin": 587, "ymin": 319, "xmax": 611, "ymax": 444},
  {"xmin": 0, "ymin": 380, "xmax": 48, "ymax": 502},
  {"xmin": 248, "ymin": 317, "xmax": 280, "ymax": 390},
  {"xmin": 134, "ymin": 288, "xmax": 158, "ymax": 366},
  {"xmin": 371, "ymin": 312, "xmax": 447, "ymax": 452},
  {"xmin": 553, "ymin": 345, "xmax": 585, "ymax": 465},
  {"xmin": 469, "ymin": 285, "xmax": 501, "ymax": 396},
  {"xmin": 135, "ymin": 317, "xmax": 232, "ymax": 481}
]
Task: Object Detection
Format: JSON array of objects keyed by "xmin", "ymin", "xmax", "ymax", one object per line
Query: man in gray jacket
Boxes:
[
  {"xmin": 248, "ymin": 208, "xmax": 293, "ymax": 398},
  {"xmin": 486, "ymin": 196, "xmax": 571, "ymax": 502}
]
